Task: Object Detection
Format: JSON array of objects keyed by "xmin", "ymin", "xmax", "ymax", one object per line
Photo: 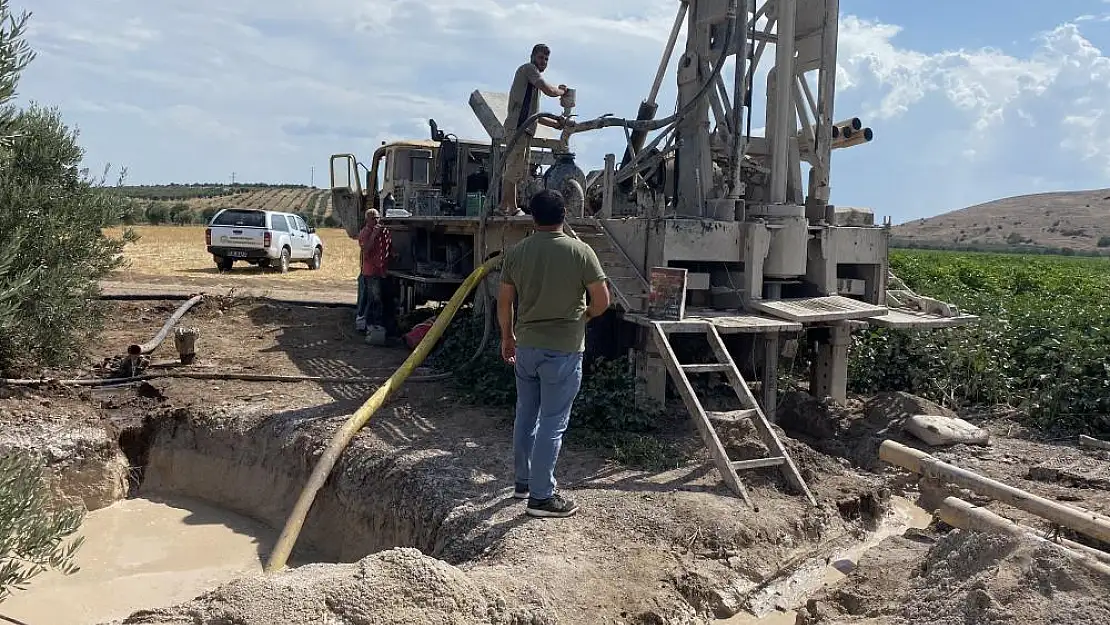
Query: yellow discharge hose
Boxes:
[{"xmin": 264, "ymin": 254, "xmax": 502, "ymax": 573}]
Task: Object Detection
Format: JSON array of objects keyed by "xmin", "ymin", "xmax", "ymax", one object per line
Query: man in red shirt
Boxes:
[{"xmin": 355, "ymin": 208, "xmax": 392, "ymax": 333}]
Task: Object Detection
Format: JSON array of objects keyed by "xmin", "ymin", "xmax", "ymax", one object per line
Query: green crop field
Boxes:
[{"xmin": 851, "ymin": 249, "xmax": 1110, "ymax": 437}]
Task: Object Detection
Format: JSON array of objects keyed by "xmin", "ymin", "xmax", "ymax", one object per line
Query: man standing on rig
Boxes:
[
  {"xmin": 498, "ymin": 189, "xmax": 610, "ymax": 517},
  {"xmin": 500, "ymin": 43, "xmax": 570, "ymax": 216}
]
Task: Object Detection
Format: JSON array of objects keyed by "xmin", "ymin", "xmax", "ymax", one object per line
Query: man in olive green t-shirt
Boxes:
[{"xmin": 498, "ymin": 189, "xmax": 610, "ymax": 517}]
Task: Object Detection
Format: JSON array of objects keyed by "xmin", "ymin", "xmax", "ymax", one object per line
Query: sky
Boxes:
[{"xmin": 13, "ymin": 0, "xmax": 1110, "ymax": 224}]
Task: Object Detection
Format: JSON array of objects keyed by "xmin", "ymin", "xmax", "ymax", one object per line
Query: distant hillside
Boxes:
[
  {"xmin": 116, "ymin": 184, "xmax": 339, "ymax": 228},
  {"xmin": 891, "ymin": 189, "xmax": 1110, "ymax": 255}
]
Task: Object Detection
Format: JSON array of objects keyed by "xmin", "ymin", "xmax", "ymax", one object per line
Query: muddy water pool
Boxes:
[{"xmin": 0, "ymin": 496, "xmax": 280, "ymax": 625}]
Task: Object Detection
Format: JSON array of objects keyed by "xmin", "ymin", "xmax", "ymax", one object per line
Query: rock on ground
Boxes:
[{"xmin": 111, "ymin": 548, "xmax": 551, "ymax": 625}]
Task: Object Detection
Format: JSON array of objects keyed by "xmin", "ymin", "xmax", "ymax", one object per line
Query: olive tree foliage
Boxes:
[
  {"xmin": 0, "ymin": 1, "xmax": 137, "ymax": 374},
  {"xmin": 0, "ymin": 1, "xmax": 120, "ymax": 601},
  {"xmin": 0, "ymin": 451, "xmax": 85, "ymax": 602}
]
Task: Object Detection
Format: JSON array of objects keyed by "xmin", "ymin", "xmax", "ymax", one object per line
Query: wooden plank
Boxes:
[
  {"xmin": 649, "ymin": 323, "xmax": 752, "ymax": 507},
  {"xmin": 867, "ymin": 308, "xmax": 980, "ymax": 330},
  {"xmin": 706, "ymin": 409, "xmax": 758, "ymax": 423},
  {"xmin": 705, "ymin": 325, "xmax": 817, "ymax": 506},
  {"xmin": 681, "ymin": 363, "xmax": 731, "ymax": 373},
  {"xmin": 733, "ymin": 457, "xmax": 786, "ymax": 471}
]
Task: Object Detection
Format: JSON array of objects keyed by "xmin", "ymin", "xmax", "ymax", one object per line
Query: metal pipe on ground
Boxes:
[
  {"xmin": 880, "ymin": 440, "xmax": 1110, "ymax": 545},
  {"xmin": 1079, "ymin": 434, "xmax": 1110, "ymax": 451},
  {"xmin": 938, "ymin": 496, "xmax": 1110, "ymax": 578},
  {"xmin": 127, "ymin": 295, "xmax": 204, "ymax": 356}
]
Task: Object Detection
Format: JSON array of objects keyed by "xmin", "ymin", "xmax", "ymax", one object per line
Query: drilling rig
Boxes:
[{"xmin": 329, "ymin": 0, "xmax": 975, "ymax": 505}]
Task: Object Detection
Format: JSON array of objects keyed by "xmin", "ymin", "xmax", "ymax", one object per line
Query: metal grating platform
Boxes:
[{"xmin": 752, "ymin": 295, "xmax": 888, "ymax": 323}]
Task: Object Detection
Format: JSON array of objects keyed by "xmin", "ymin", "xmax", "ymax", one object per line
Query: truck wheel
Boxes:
[
  {"xmin": 216, "ymin": 257, "xmax": 234, "ymax": 272},
  {"xmin": 279, "ymin": 247, "xmax": 291, "ymax": 274},
  {"xmin": 308, "ymin": 247, "xmax": 322, "ymax": 270}
]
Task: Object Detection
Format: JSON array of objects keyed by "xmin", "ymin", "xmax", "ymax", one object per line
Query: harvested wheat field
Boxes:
[{"xmin": 102, "ymin": 226, "xmax": 361, "ymax": 303}]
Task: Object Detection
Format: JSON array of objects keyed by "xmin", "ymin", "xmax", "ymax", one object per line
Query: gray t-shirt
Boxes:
[{"xmin": 505, "ymin": 62, "xmax": 543, "ymax": 136}]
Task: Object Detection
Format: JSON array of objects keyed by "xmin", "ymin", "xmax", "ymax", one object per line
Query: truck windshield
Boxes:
[{"xmin": 212, "ymin": 210, "xmax": 266, "ymax": 227}]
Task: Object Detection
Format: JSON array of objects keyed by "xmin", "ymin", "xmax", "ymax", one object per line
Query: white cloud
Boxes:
[{"xmin": 14, "ymin": 1, "xmax": 1110, "ymax": 221}]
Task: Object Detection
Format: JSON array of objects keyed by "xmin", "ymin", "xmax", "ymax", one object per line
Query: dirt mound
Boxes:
[
  {"xmin": 902, "ymin": 530, "xmax": 1110, "ymax": 625},
  {"xmin": 803, "ymin": 529, "xmax": 1110, "ymax": 624},
  {"xmin": 776, "ymin": 392, "xmax": 952, "ymax": 470},
  {"xmin": 0, "ymin": 389, "xmax": 129, "ymax": 511},
  {"xmin": 111, "ymin": 547, "xmax": 551, "ymax": 625}
]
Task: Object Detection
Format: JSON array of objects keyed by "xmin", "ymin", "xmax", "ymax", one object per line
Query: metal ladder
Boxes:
[{"xmin": 649, "ymin": 320, "xmax": 817, "ymax": 509}]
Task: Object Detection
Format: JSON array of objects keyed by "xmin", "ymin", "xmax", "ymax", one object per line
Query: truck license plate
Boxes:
[{"xmin": 228, "ymin": 250, "xmax": 249, "ymax": 258}]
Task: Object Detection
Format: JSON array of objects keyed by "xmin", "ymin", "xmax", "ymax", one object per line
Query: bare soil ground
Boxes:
[
  {"xmin": 103, "ymin": 226, "xmax": 361, "ymax": 304},
  {"xmin": 891, "ymin": 188, "xmax": 1110, "ymax": 251},
  {"xmin": 3, "ymin": 298, "xmax": 1109, "ymax": 624}
]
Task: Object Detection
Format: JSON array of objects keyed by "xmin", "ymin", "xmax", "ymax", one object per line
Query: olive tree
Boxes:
[
  {"xmin": 0, "ymin": 1, "xmax": 136, "ymax": 374},
  {"xmin": 0, "ymin": 0, "xmax": 135, "ymax": 601}
]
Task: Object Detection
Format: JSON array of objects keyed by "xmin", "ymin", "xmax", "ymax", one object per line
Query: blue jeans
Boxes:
[
  {"xmin": 355, "ymin": 275, "xmax": 383, "ymax": 328},
  {"xmin": 513, "ymin": 346, "xmax": 584, "ymax": 500}
]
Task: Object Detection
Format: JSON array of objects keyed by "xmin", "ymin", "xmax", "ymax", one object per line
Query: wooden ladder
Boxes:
[{"xmin": 649, "ymin": 320, "xmax": 817, "ymax": 509}]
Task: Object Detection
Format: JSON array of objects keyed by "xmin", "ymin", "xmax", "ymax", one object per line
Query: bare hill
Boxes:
[{"xmin": 891, "ymin": 188, "xmax": 1110, "ymax": 253}]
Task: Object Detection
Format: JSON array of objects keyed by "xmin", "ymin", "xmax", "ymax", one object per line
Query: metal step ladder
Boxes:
[{"xmin": 649, "ymin": 320, "xmax": 817, "ymax": 509}]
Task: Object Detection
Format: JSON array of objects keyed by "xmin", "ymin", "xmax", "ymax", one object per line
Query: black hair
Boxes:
[
  {"xmin": 532, "ymin": 43, "xmax": 550, "ymax": 58},
  {"xmin": 529, "ymin": 189, "xmax": 565, "ymax": 226}
]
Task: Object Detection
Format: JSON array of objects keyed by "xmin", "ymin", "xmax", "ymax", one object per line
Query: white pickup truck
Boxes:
[{"xmin": 205, "ymin": 208, "xmax": 324, "ymax": 273}]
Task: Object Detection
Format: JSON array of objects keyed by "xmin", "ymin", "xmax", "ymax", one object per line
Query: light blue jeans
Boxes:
[{"xmin": 513, "ymin": 346, "xmax": 584, "ymax": 500}]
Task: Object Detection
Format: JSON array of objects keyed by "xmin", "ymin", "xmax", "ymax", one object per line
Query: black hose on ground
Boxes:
[
  {"xmin": 408, "ymin": 275, "xmax": 497, "ymax": 382},
  {"xmin": 0, "ymin": 371, "xmax": 386, "ymax": 387},
  {"xmin": 127, "ymin": 294, "xmax": 204, "ymax": 356}
]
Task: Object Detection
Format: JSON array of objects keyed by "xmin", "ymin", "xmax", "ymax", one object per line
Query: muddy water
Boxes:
[
  {"xmin": 717, "ymin": 496, "xmax": 933, "ymax": 624},
  {"xmin": 0, "ymin": 496, "xmax": 279, "ymax": 625}
]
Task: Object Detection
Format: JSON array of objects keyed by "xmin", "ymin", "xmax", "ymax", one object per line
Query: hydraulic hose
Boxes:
[
  {"xmin": 127, "ymin": 294, "xmax": 204, "ymax": 356},
  {"xmin": 411, "ymin": 274, "xmax": 497, "ymax": 382},
  {"xmin": 264, "ymin": 253, "xmax": 503, "ymax": 573}
]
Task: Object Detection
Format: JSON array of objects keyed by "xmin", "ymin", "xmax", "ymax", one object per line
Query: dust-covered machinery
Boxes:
[{"xmin": 329, "ymin": 0, "xmax": 975, "ymax": 416}]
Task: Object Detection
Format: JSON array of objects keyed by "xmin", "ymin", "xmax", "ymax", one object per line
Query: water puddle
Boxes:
[
  {"xmin": 0, "ymin": 496, "xmax": 281, "ymax": 625},
  {"xmin": 717, "ymin": 496, "xmax": 933, "ymax": 624}
]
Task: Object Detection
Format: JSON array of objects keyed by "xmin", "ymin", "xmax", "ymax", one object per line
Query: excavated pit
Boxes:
[{"xmin": 74, "ymin": 392, "xmax": 920, "ymax": 625}]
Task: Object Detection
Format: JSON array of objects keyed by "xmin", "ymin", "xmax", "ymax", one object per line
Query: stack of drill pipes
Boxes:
[
  {"xmin": 879, "ymin": 440, "xmax": 1110, "ymax": 545},
  {"xmin": 938, "ymin": 496, "xmax": 1110, "ymax": 578}
]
